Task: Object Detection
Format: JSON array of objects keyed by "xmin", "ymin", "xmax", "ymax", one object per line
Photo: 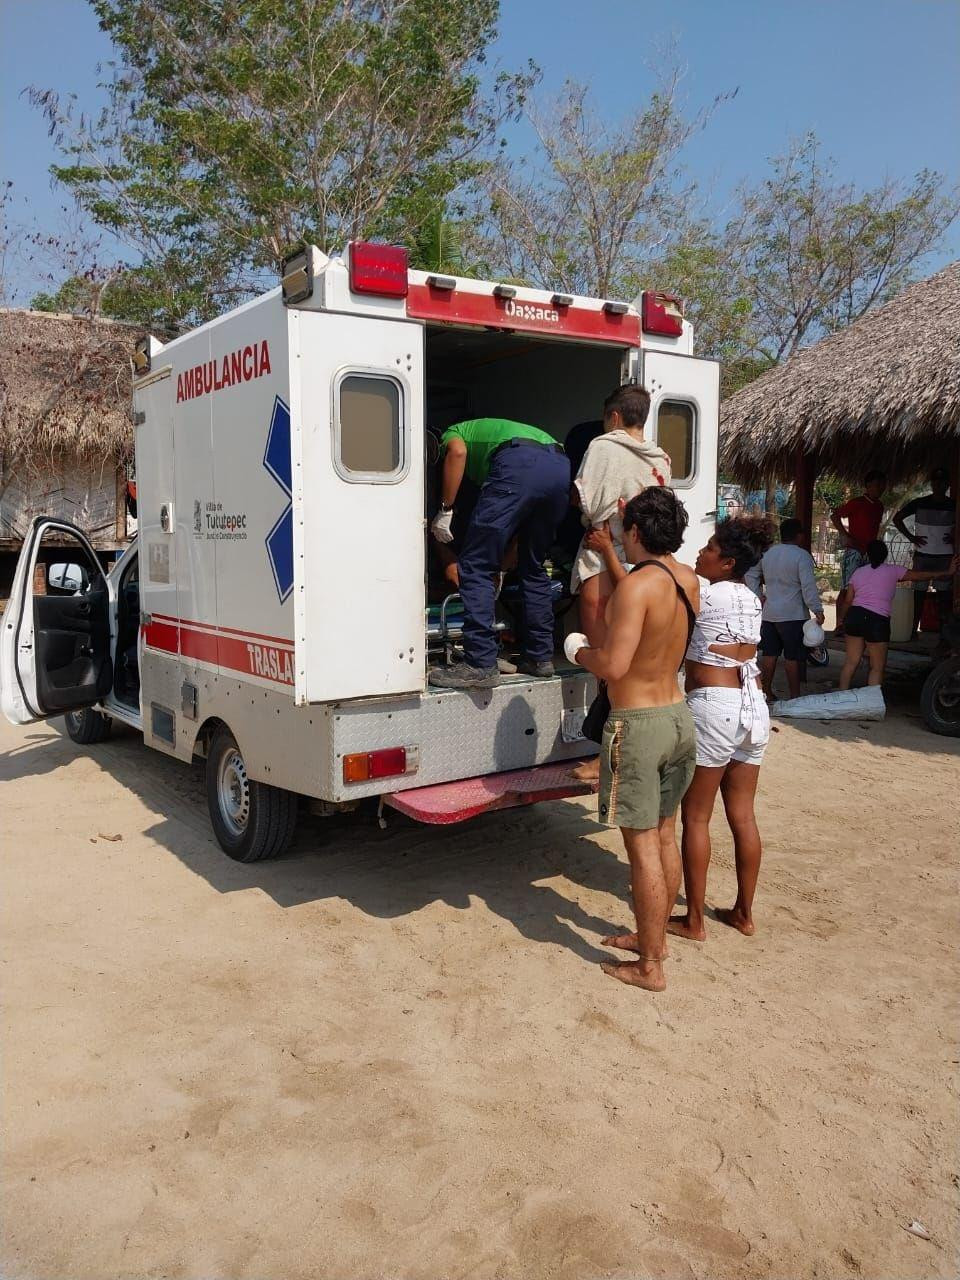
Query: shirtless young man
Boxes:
[{"xmin": 565, "ymin": 488, "xmax": 700, "ymax": 992}]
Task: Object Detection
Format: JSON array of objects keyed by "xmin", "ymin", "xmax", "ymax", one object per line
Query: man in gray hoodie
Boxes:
[
  {"xmin": 571, "ymin": 384, "xmax": 673, "ymax": 644},
  {"xmin": 746, "ymin": 518, "xmax": 824, "ymax": 700}
]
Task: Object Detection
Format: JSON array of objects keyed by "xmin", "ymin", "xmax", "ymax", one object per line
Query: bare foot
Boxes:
[
  {"xmin": 571, "ymin": 758, "xmax": 600, "ymax": 783},
  {"xmin": 666, "ymin": 914, "xmax": 706, "ymax": 942},
  {"xmin": 715, "ymin": 907, "xmax": 755, "ymax": 936},
  {"xmin": 600, "ymin": 960, "xmax": 666, "ymax": 991},
  {"xmin": 601, "ymin": 931, "xmax": 641, "ymax": 952},
  {"xmin": 602, "ymin": 932, "xmax": 670, "ymax": 959}
]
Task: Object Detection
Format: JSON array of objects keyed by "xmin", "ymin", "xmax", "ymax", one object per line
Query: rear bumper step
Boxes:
[{"xmin": 382, "ymin": 762, "xmax": 599, "ymax": 825}]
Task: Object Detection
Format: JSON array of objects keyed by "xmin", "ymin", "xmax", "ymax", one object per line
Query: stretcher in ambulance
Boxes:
[{"xmin": 1, "ymin": 242, "xmax": 719, "ymax": 861}]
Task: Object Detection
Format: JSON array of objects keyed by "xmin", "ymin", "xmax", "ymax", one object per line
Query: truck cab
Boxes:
[{"xmin": 1, "ymin": 522, "xmax": 141, "ymax": 737}]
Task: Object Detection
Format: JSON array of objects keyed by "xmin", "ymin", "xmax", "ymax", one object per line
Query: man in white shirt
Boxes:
[
  {"xmin": 745, "ymin": 519, "xmax": 824, "ymax": 701},
  {"xmin": 892, "ymin": 467, "xmax": 955, "ymax": 639}
]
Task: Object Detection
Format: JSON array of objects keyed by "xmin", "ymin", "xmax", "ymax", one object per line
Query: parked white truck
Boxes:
[{"xmin": 1, "ymin": 243, "xmax": 719, "ymax": 860}]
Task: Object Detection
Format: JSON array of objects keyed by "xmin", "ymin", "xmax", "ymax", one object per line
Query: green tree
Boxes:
[
  {"xmin": 409, "ymin": 204, "xmax": 490, "ymax": 277},
  {"xmin": 32, "ymin": 0, "xmax": 534, "ymax": 327},
  {"xmin": 728, "ymin": 134, "xmax": 959, "ymax": 361},
  {"xmin": 475, "ymin": 74, "xmax": 730, "ymax": 298}
]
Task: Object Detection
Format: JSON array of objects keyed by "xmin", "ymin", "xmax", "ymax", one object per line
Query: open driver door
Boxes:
[{"xmin": 0, "ymin": 518, "xmax": 114, "ymax": 726}]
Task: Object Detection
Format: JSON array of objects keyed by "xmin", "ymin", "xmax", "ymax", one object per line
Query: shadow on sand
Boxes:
[{"xmin": 1, "ymin": 721, "xmax": 637, "ymax": 967}]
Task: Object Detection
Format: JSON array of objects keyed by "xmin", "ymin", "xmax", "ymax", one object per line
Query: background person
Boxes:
[
  {"xmin": 837, "ymin": 541, "xmax": 960, "ymax": 690},
  {"xmin": 669, "ymin": 517, "xmax": 775, "ymax": 943},
  {"xmin": 830, "ymin": 471, "xmax": 886, "ymax": 632},
  {"xmin": 746, "ymin": 517, "xmax": 824, "ymax": 701},
  {"xmin": 555, "ymin": 419, "xmax": 604, "ymax": 562},
  {"xmin": 429, "ymin": 417, "xmax": 569, "ymax": 689},
  {"xmin": 892, "ymin": 467, "xmax": 956, "ymax": 639},
  {"xmin": 565, "ymin": 488, "xmax": 699, "ymax": 994}
]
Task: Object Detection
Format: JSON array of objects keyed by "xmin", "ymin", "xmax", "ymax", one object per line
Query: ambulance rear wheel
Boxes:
[{"xmin": 206, "ymin": 727, "xmax": 298, "ymax": 861}]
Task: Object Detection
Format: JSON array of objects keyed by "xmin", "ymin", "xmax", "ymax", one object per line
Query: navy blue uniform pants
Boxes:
[{"xmin": 458, "ymin": 441, "xmax": 571, "ymax": 669}]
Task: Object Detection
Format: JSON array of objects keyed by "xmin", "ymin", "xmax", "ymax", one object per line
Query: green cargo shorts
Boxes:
[{"xmin": 598, "ymin": 703, "xmax": 697, "ymax": 830}]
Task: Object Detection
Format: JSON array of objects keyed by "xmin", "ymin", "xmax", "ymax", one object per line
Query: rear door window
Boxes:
[
  {"xmin": 335, "ymin": 374, "xmax": 404, "ymax": 481},
  {"xmin": 657, "ymin": 399, "xmax": 696, "ymax": 484}
]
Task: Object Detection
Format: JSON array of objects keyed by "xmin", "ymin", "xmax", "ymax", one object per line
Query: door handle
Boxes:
[{"xmin": 76, "ymin": 601, "xmax": 91, "ymax": 616}]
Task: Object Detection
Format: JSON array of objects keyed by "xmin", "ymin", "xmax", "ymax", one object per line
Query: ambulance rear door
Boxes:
[
  {"xmin": 641, "ymin": 350, "xmax": 720, "ymax": 566},
  {"xmin": 292, "ymin": 309, "xmax": 425, "ymax": 703}
]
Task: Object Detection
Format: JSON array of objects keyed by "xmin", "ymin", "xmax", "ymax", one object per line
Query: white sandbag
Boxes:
[{"xmin": 770, "ymin": 685, "xmax": 886, "ymax": 720}]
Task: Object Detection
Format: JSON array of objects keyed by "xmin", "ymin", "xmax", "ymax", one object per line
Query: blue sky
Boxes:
[{"xmin": 1, "ymin": 0, "xmax": 958, "ymax": 303}]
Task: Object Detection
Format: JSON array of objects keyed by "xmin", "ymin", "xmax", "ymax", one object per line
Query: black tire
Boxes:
[
  {"xmin": 64, "ymin": 707, "xmax": 112, "ymax": 744},
  {"xmin": 920, "ymin": 657, "xmax": 960, "ymax": 737},
  {"xmin": 205, "ymin": 726, "xmax": 298, "ymax": 861}
]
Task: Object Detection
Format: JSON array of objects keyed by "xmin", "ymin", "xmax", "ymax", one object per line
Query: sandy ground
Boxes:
[{"xmin": 2, "ymin": 655, "xmax": 958, "ymax": 1280}]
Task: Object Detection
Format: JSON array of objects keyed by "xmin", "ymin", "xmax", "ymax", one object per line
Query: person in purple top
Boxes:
[{"xmin": 837, "ymin": 540, "xmax": 959, "ymax": 690}]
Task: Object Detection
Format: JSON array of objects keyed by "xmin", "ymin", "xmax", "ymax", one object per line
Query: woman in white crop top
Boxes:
[{"xmin": 669, "ymin": 517, "xmax": 775, "ymax": 945}]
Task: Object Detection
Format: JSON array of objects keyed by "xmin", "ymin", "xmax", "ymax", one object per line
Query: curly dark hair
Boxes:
[
  {"xmin": 622, "ymin": 486, "xmax": 689, "ymax": 555},
  {"xmin": 714, "ymin": 516, "xmax": 775, "ymax": 579}
]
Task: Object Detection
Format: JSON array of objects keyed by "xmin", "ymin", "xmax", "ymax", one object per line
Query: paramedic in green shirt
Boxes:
[{"xmin": 429, "ymin": 418, "xmax": 570, "ymax": 689}]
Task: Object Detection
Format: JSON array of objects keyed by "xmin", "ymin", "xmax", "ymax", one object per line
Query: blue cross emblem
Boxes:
[{"xmin": 263, "ymin": 396, "xmax": 294, "ymax": 602}]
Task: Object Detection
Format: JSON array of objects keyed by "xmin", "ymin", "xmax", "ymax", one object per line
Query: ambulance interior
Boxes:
[{"xmin": 422, "ymin": 325, "xmax": 628, "ymax": 666}]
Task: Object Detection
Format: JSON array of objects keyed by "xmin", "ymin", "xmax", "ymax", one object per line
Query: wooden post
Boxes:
[
  {"xmin": 953, "ymin": 444, "xmax": 959, "ymax": 618},
  {"xmin": 793, "ymin": 445, "xmax": 818, "ymax": 550}
]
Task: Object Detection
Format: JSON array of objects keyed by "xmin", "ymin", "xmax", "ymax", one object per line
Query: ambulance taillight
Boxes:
[
  {"xmin": 641, "ymin": 291, "xmax": 684, "ymax": 337},
  {"xmin": 343, "ymin": 746, "xmax": 419, "ymax": 784},
  {"xmin": 348, "ymin": 241, "xmax": 409, "ymax": 298}
]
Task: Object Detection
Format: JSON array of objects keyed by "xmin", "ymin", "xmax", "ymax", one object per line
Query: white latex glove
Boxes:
[
  {"xmin": 431, "ymin": 508, "xmax": 454, "ymax": 544},
  {"xmin": 564, "ymin": 632, "xmax": 589, "ymax": 665}
]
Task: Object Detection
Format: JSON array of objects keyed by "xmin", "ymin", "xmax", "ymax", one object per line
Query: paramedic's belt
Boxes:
[{"xmin": 491, "ymin": 438, "xmax": 565, "ymax": 460}]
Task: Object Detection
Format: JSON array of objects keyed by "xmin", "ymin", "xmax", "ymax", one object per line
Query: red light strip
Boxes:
[{"xmin": 407, "ymin": 282, "xmax": 640, "ymax": 346}]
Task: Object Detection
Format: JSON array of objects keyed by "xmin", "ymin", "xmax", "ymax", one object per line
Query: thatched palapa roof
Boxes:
[
  {"xmin": 0, "ymin": 309, "xmax": 141, "ymax": 474},
  {"xmin": 721, "ymin": 262, "xmax": 960, "ymax": 486}
]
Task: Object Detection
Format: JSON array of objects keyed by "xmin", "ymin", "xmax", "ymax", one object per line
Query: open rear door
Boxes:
[
  {"xmin": 291, "ymin": 309, "xmax": 425, "ymax": 703},
  {"xmin": 0, "ymin": 518, "xmax": 113, "ymax": 725},
  {"xmin": 642, "ymin": 350, "xmax": 720, "ymax": 565}
]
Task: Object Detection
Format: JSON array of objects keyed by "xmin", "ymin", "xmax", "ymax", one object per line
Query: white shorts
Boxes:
[{"xmin": 686, "ymin": 687, "xmax": 770, "ymax": 768}]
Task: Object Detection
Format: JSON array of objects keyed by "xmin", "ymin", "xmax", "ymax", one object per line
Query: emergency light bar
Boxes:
[
  {"xmin": 641, "ymin": 291, "xmax": 684, "ymax": 337},
  {"xmin": 348, "ymin": 241, "xmax": 409, "ymax": 297}
]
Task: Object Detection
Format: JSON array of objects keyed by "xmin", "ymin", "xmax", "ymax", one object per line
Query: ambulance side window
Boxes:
[
  {"xmin": 336, "ymin": 374, "xmax": 404, "ymax": 481},
  {"xmin": 656, "ymin": 399, "xmax": 696, "ymax": 484}
]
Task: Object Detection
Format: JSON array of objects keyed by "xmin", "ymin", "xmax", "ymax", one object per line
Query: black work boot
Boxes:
[
  {"xmin": 516, "ymin": 657, "xmax": 555, "ymax": 678},
  {"xmin": 428, "ymin": 661, "xmax": 501, "ymax": 690}
]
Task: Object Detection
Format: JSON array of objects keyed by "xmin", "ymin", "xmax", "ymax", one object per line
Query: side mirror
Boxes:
[{"xmin": 48, "ymin": 562, "xmax": 89, "ymax": 594}]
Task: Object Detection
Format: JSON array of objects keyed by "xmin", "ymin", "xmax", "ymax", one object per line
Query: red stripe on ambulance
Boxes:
[
  {"xmin": 151, "ymin": 613, "xmax": 293, "ymax": 647},
  {"xmin": 144, "ymin": 618, "xmax": 294, "ymax": 686},
  {"xmin": 406, "ymin": 284, "xmax": 641, "ymax": 345}
]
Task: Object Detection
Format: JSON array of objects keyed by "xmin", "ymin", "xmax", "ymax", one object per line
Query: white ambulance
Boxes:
[{"xmin": 1, "ymin": 243, "xmax": 718, "ymax": 860}]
